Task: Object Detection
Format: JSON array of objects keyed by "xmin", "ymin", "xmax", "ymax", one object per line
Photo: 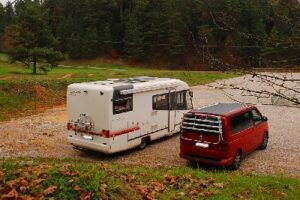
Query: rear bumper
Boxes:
[
  {"xmin": 180, "ymin": 152, "xmax": 233, "ymax": 166},
  {"xmin": 67, "ymin": 136, "xmax": 111, "ymax": 154},
  {"xmin": 180, "ymin": 144, "xmax": 233, "ymax": 166}
]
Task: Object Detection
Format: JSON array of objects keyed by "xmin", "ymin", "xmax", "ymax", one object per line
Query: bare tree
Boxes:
[
  {"xmin": 210, "ymin": 71, "xmax": 300, "ymax": 107},
  {"xmin": 188, "ymin": 3, "xmax": 300, "ymax": 107}
]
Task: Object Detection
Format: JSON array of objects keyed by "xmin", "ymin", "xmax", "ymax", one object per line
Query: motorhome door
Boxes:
[{"xmin": 168, "ymin": 90, "xmax": 177, "ymax": 132}]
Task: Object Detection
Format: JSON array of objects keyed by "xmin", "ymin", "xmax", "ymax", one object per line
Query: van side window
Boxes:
[
  {"xmin": 113, "ymin": 97, "xmax": 133, "ymax": 114},
  {"xmin": 153, "ymin": 94, "xmax": 169, "ymax": 110},
  {"xmin": 230, "ymin": 111, "xmax": 254, "ymax": 134},
  {"xmin": 251, "ymin": 109, "xmax": 262, "ymax": 122}
]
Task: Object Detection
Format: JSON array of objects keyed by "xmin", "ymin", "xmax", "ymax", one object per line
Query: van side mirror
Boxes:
[{"xmin": 262, "ymin": 116, "xmax": 268, "ymax": 121}]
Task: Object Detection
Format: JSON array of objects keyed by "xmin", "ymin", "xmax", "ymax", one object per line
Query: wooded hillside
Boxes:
[{"xmin": 0, "ymin": 0, "xmax": 299, "ymax": 69}]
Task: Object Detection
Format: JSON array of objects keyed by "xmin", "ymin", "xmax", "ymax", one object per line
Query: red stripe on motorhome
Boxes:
[
  {"xmin": 110, "ymin": 126, "xmax": 140, "ymax": 137},
  {"xmin": 67, "ymin": 123, "xmax": 140, "ymax": 138}
]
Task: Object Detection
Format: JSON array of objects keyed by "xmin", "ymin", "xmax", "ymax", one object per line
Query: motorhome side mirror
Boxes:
[
  {"xmin": 262, "ymin": 116, "xmax": 268, "ymax": 121},
  {"xmin": 189, "ymin": 90, "xmax": 193, "ymax": 98}
]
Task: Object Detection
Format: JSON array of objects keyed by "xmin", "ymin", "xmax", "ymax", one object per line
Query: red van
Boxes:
[{"xmin": 179, "ymin": 103, "xmax": 269, "ymax": 170}]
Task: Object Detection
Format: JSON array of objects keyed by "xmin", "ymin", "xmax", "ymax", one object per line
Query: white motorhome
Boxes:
[{"xmin": 67, "ymin": 76, "xmax": 192, "ymax": 154}]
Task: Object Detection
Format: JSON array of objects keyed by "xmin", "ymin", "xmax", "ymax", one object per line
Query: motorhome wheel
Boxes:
[{"xmin": 139, "ymin": 137, "xmax": 149, "ymax": 149}]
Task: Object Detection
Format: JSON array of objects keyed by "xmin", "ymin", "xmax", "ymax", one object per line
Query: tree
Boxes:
[
  {"xmin": 99, "ymin": 23, "xmax": 113, "ymax": 55},
  {"xmin": 0, "ymin": 3, "xmax": 5, "ymax": 33},
  {"xmin": 0, "ymin": 3, "xmax": 5, "ymax": 48},
  {"xmin": 10, "ymin": 47, "xmax": 64, "ymax": 73},
  {"xmin": 123, "ymin": 15, "xmax": 144, "ymax": 59},
  {"xmin": 4, "ymin": 1, "xmax": 14, "ymax": 26},
  {"xmin": 9, "ymin": 0, "xmax": 63, "ymax": 74}
]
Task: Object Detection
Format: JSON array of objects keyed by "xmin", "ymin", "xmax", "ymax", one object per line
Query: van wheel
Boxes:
[
  {"xmin": 230, "ymin": 150, "xmax": 242, "ymax": 170},
  {"xmin": 139, "ymin": 137, "xmax": 149, "ymax": 150},
  {"xmin": 259, "ymin": 133, "xmax": 268, "ymax": 150}
]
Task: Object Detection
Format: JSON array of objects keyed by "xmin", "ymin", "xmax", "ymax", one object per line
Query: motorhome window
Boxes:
[
  {"xmin": 153, "ymin": 94, "xmax": 169, "ymax": 110},
  {"xmin": 113, "ymin": 97, "xmax": 133, "ymax": 114},
  {"xmin": 186, "ymin": 91, "xmax": 193, "ymax": 109},
  {"xmin": 171, "ymin": 91, "xmax": 187, "ymax": 110},
  {"xmin": 230, "ymin": 111, "xmax": 254, "ymax": 134}
]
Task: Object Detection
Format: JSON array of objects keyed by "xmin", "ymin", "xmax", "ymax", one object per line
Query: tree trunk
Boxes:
[
  {"xmin": 119, "ymin": 0, "xmax": 123, "ymax": 21},
  {"xmin": 33, "ymin": 56, "xmax": 37, "ymax": 74}
]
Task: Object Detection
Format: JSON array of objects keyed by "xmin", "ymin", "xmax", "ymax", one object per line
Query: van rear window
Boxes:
[{"xmin": 230, "ymin": 111, "xmax": 254, "ymax": 134}]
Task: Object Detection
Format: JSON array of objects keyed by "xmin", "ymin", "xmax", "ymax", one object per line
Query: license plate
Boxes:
[
  {"xmin": 195, "ymin": 142, "xmax": 209, "ymax": 148},
  {"xmin": 82, "ymin": 134, "xmax": 93, "ymax": 140}
]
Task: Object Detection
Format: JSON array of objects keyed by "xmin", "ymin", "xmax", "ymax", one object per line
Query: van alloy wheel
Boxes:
[
  {"xmin": 259, "ymin": 133, "xmax": 268, "ymax": 150},
  {"xmin": 230, "ymin": 150, "xmax": 242, "ymax": 170}
]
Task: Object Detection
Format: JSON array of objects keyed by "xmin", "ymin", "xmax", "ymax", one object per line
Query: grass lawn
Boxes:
[
  {"xmin": 0, "ymin": 60, "xmax": 239, "ymax": 121},
  {"xmin": 0, "ymin": 158, "xmax": 299, "ymax": 200}
]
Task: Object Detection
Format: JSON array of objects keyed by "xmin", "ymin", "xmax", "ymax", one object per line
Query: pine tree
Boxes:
[
  {"xmin": 0, "ymin": 3, "xmax": 5, "ymax": 50},
  {"xmin": 99, "ymin": 23, "xmax": 113, "ymax": 55},
  {"xmin": 123, "ymin": 15, "xmax": 144, "ymax": 60},
  {"xmin": 9, "ymin": 0, "xmax": 63, "ymax": 74}
]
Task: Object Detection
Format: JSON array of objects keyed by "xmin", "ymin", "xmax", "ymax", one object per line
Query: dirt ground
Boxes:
[{"xmin": 0, "ymin": 74, "xmax": 299, "ymax": 177}]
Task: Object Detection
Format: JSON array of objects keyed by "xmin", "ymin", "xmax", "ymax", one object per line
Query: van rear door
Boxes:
[{"xmin": 181, "ymin": 113, "xmax": 223, "ymax": 145}]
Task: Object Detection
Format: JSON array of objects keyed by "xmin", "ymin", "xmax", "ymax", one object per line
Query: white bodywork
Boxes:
[{"xmin": 67, "ymin": 77, "xmax": 191, "ymax": 154}]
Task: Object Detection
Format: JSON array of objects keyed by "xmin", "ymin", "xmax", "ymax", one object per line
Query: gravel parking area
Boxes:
[{"xmin": 0, "ymin": 74, "xmax": 299, "ymax": 176}]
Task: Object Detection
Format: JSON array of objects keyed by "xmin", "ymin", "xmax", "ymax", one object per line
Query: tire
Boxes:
[
  {"xmin": 230, "ymin": 150, "xmax": 242, "ymax": 170},
  {"xmin": 139, "ymin": 137, "xmax": 149, "ymax": 150},
  {"xmin": 188, "ymin": 160, "xmax": 197, "ymax": 167},
  {"xmin": 259, "ymin": 133, "xmax": 268, "ymax": 150}
]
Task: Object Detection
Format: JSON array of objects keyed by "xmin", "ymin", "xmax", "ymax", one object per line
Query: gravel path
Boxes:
[{"xmin": 1, "ymin": 74, "xmax": 299, "ymax": 177}]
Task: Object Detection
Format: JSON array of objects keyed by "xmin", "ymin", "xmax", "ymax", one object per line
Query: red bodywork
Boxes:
[{"xmin": 180, "ymin": 105, "xmax": 269, "ymax": 167}]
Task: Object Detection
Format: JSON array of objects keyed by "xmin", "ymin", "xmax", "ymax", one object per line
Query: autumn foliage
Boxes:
[{"xmin": 0, "ymin": 159, "xmax": 299, "ymax": 200}]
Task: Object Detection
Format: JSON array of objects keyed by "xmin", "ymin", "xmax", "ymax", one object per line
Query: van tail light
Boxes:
[
  {"xmin": 67, "ymin": 122, "xmax": 72, "ymax": 130},
  {"xmin": 102, "ymin": 129, "xmax": 110, "ymax": 138},
  {"xmin": 217, "ymin": 141, "xmax": 229, "ymax": 151}
]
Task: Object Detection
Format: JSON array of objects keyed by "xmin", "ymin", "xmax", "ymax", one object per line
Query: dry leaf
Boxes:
[
  {"xmin": 144, "ymin": 195, "xmax": 155, "ymax": 200},
  {"xmin": 79, "ymin": 191, "xmax": 91, "ymax": 200},
  {"xmin": 20, "ymin": 186, "xmax": 28, "ymax": 193},
  {"xmin": 206, "ymin": 177, "xmax": 215, "ymax": 184},
  {"xmin": 73, "ymin": 185, "xmax": 80, "ymax": 192},
  {"xmin": 165, "ymin": 175, "xmax": 176, "ymax": 184},
  {"xmin": 99, "ymin": 183, "xmax": 107, "ymax": 193},
  {"xmin": 20, "ymin": 195, "xmax": 34, "ymax": 200},
  {"xmin": 24, "ymin": 161, "xmax": 34, "ymax": 167},
  {"xmin": 60, "ymin": 169, "xmax": 80, "ymax": 177},
  {"xmin": 199, "ymin": 190, "xmax": 217, "ymax": 197},
  {"xmin": 37, "ymin": 172, "xmax": 47, "ymax": 179},
  {"xmin": 99, "ymin": 183, "xmax": 108, "ymax": 200},
  {"xmin": 213, "ymin": 182, "xmax": 225, "ymax": 189},
  {"xmin": 20, "ymin": 179, "xmax": 28, "ymax": 187},
  {"xmin": 135, "ymin": 184, "xmax": 148, "ymax": 197},
  {"xmin": 148, "ymin": 181, "xmax": 165, "ymax": 193},
  {"xmin": 43, "ymin": 185, "xmax": 57, "ymax": 196},
  {"xmin": 1, "ymin": 188, "xmax": 19, "ymax": 199},
  {"xmin": 31, "ymin": 178, "xmax": 45, "ymax": 187},
  {"xmin": 178, "ymin": 192, "xmax": 185, "ymax": 196},
  {"xmin": 6, "ymin": 179, "xmax": 21, "ymax": 188},
  {"xmin": 188, "ymin": 190, "xmax": 198, "ymax": 196},
  {"xmin": 199, "ymin": 181, "xmax": 209, "ymax": 189},
  {"xmin": 0, "ymin": 171, "xmax": 4, "ymax": 181},
  {"xmin": 120, "ymin": 174, "xmax": 135, "ymax": 182}
]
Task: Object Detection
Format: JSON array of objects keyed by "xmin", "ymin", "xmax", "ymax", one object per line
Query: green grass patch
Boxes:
[
  {"xmin": 0, "ymin": 60, "xmax": 239, "ymax": 121},
  {"xmin": 0, "ymin": 158, "xmax": 299, "ymax": 199}
]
